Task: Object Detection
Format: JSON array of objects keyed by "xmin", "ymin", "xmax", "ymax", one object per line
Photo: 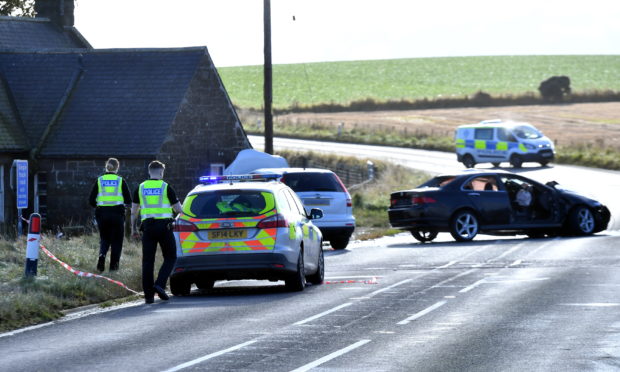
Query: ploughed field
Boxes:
[{"xmin": 276, "ymin": 102, "xmax": 620, "ymax": 151}]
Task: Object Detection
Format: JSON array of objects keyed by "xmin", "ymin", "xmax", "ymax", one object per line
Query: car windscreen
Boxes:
[
  {"xmin": 183, "ymin": 190, "xmax": 272, "ymax": 218},
  {"xmin": 281, "ymin": 173, "xmax": 344, "ymax": 192},
  {"xmin": 512, "ymin": 125, "xmax": 542, "ymax": 139}
]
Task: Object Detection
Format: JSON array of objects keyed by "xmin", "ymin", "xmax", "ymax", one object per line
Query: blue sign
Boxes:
[{"xmin": 15, "ymin": 160, "xmax": 28, "ymax": 209}]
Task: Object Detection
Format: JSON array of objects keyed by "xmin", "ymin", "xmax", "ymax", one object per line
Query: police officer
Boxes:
[
  {"xmin": 130, "ymin": 160, "xmax": 183, "ymax": 304},
  {"xmin": 89, "ymin": 158, "xmax": 132, "ymax": 271}
]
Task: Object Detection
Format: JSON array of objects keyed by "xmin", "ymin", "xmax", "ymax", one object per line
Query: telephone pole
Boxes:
[{"xmin": 263, "ymin": 0, "xmax": 273, "ymax": 154}]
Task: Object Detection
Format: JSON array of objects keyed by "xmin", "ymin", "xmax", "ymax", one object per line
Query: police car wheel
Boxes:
[
  {"xmin": 510, "ymin": 154, "xmax": 523, "ymax": 168},
  {"xmin": 285, "ymin": 250, "xmax": 306, "ymax": 291},
  {"xmin": 462, "ymin": 154, "xmax": 475, "ymax": 168},
  {"xmin": 307, "ymin": 247, "xmax": 324, "ymax": 285},
  {"xmin": 411, "ymin": 229, "xmax": 438, "ymax": 243},
  {"xmin": 170, "ymin": 277, "xmax": 191, "ymax": 296}
]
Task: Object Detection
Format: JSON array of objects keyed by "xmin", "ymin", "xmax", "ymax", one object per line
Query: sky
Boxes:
[{"xmin": 74, "ymin": 0, "xmax": 620, "ymax": 67}]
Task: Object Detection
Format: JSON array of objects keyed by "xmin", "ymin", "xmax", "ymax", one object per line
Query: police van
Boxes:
[{"xmin": 455, "ymin": 120, "xmax": 555, "ymax": 168}]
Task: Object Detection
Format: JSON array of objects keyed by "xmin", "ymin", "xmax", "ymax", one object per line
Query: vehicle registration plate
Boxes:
[
  {"xmin": 542, "ymin": 152, "xmax": 552, "ymax": 157},
  {"xmin": 304, "ymin": 198, "xmax": 330, "ymax": 206},
  {"xmin": 209, "ymin": 230, "xmax": 247, "ymax": 240}
]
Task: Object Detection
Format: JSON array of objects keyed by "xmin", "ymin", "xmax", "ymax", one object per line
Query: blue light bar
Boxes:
[{"xmin": 199, "ymin": 174, "xmax": 281, "ymax": 183}]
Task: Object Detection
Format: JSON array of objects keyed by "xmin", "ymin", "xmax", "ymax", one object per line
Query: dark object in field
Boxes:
[{"xmin": 538, "ymin": 76, "xmax": 571, "ymax": 102}]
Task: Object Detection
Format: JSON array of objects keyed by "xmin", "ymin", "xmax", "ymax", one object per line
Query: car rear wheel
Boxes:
[
  {"xmin": 330, "ymin": 237, "xmax": 349, "ymax": 250},
  {"xmin": 462, "ymin": 154, "xmax": 476, "ymax": 168},
  {"xmin": 569, "ymin": 206, "xmax": 596, "ymax": 235},
  {"xmin": 307, "ymin": 246, "xmax": 324, "ymax": 285},
  {"xmin": 450, "ymin": 210, "xmax": 479, "ymax": 242},
  {"xmin": 196, "ymin": 279, "xmax": 215, "ymax": 290},
  {"xmin": 170, "ymin": 277, "xmax": 191, "ymax": 296},
  {"xmin": 285, "ymin": 250, "xmax": 306, "ymax": 291},
  {"xmin": 510, "ymin": 154, "xmax": 523, "ymax": 168},
  {"xmin": 411, "ymin": 229, "xmax": 438, "ymax": 243}
]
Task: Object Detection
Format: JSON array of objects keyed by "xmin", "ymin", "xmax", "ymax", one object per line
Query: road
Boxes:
[{"xmin": 1, "ymin": 138, "xmax": 619, "ymax": 372}]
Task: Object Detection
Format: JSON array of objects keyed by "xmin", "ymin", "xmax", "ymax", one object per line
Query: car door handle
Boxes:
[{"xmin": 468, "ymin": 192, "xmax": 480, "ymax": 196}]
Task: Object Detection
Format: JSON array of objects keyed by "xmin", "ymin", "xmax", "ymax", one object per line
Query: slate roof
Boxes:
[
  {"xmin": 0, "ymin": 48, "xmax": 206, "ymax": 157},
  {"xmin": 0, "ymin": 76, "xmax": 29, "ymax": 151},
  {"xmin": 0, "ymin": 16, "xmax": 90, "ymax": 50}
]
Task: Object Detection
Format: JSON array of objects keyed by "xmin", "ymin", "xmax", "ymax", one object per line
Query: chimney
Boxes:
[{"xmin": 34, "ymin": 0, "xmax": 75, "ymax": 28}]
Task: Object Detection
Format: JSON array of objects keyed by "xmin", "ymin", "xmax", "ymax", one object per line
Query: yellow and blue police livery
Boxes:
[
  {"xmin": 170, "ymin": 174, "xmax": 324, "ymax": 295},
  {"xmin": 455, "ymin": 120, "xmax": 555, "ymax": 168}
]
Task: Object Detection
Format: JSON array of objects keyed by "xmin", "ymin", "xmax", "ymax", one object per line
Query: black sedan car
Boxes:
[{"xmin": 388, "ymin": 170, "xmax": 611, "ymax": 242}]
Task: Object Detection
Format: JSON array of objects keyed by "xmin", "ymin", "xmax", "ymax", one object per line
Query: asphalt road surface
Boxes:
[{"xmin": 1, "ymin": 138, "xmax": 619, "ymax": 372}]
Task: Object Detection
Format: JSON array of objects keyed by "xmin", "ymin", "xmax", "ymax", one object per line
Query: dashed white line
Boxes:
[
  {"xmin": 397, "ymin": 301, "xmax": 447, "ymax": 325},
  {"xmin": 162, "ymin": 339, "xmax": 258, "ymax": 372},
  {"xmin": 294, "ymin": 303, "xmax": 353, "ymax": 325},
  {"xmin": 289, "ymin": 339, "xmax": 371, "ymax": 372},
  {"xmin": 459, "ymin": 278, "xmax": 487, "ymax": 293}
]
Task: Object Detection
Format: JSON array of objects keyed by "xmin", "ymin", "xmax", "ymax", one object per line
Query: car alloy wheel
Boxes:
[
  {"xmin": 576, "ymin": 207, "xmax": 595, "ymax": 234},
  {"xmin": 307, "ymin": 246, "xmax": 324, "ymax": 285},
  {"xmin": 450, "ymin": 211, "xmax": 479, "ymax": 242},
  {"xmin": 285, "ymin": 250, "xmax": 306, "ymax": 291}
]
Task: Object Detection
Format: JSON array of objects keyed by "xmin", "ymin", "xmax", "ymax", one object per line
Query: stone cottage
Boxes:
[{"xmin": 0, "ymin": 1, "xmax": 252, "ymax": 232}]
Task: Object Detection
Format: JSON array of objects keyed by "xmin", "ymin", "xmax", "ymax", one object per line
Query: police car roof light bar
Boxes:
[{"xmin": 199, "ymin": 174, "xmax": 281, "ymax": 184}]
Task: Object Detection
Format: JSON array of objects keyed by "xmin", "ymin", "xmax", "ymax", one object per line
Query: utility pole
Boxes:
[{"xmin": 264, "ymin": 0, "xmax": 273, "ymax": 154}]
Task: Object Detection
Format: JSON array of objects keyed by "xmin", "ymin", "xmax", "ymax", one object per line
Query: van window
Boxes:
[
  {"xmin": 474, "ymin": 128, "xmax": 494, "ymax": 140},
  {"xmin": 497, "ymin": 127, "xmax": 516, "ymax": 142},
  {"xmin": 513, "ymin": 125, "xmax": 542, "ymax": 139}
]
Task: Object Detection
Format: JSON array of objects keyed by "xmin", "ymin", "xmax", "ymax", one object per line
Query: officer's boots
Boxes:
[{"xmin": 97, "ymin": 255, "xmax": 105, "ymax": 272}]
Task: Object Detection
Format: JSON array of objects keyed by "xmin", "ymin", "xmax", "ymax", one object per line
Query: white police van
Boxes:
[{"xmin": 455, "ymin": 120, "xmax": 555, "ymax": 168}]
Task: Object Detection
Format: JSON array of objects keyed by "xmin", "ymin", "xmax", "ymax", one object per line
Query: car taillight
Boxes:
[
  {"xmin": 173, "ymin": 220, "xmax": 198, "ymax": 232},
  {"xmin": 390, "ymin": 198, "xmax": 398, "ymax": 206},
  {"xmin": 412, "ymin": 196, "xmax": 436, "ymax": 204},
  {"xmin": 257, "ymin": 214, "xmax": 288, "ymax": 228}
]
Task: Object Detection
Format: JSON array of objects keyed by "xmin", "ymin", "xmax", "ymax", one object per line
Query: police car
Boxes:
[
  {"xmin": 455, "ymin": 120, "xmax": 555, "ymax": 168},
  {"xmin": 171, "ymin": 174, "xmax": 324, "ymax": 295}
]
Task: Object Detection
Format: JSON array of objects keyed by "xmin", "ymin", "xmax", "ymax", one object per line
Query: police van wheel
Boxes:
[
  {"xmin": 510, "ymin": 155, "xmax": 523, "ymax": 168},
  {"xmin": 170, "ymin": 277, "xmax": 191, "ymax": 296},
  {"xmin": 539, "ymin": 161, "xmax": 549, "ymax": 167},
  {"xmin": 492, "ymin": 162, "xmax": 501, "ymax": 168},
  {"xmin": 462, "ymin": 154, "xmax": 476, "ymax": 168}
]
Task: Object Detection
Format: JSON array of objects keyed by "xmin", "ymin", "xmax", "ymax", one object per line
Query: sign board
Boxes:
[{"xmin": 15, "ymin": 160, "xmax": 28, "ymax": 209}]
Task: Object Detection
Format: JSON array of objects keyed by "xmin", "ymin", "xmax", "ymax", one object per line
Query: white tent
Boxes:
[{"xmin": 224, "ymin": 149, "xmax": 289, "ymax": 175}]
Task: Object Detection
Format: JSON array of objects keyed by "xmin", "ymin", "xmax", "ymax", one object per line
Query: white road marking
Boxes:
[
  {"xmin": 294, "ymin": 303, "xmax": 353, "ymax": 325},
  {"xmin": 459, "ymin": 278, "xmax": 487, "ymax": 293},
  {"xmin": 289, "ymin": 339, "xmax": 371, "ymax": 372},
  {"xmin": 509, "ymin": 259, "xmax": 522, "ymax": 267},
  {"xmin": 489, "ymin": 242, "xmax": 528, "ymax": 262},
  {"xmin": 436, "ymin": 261, "xmax": 458, "ymax": 269},
  {"xmin": 398, "ymin": 301, "xmax": 447, "ymax": 325},
  {"xmin": 162, "ymin": 339, "xmax": 258, "ymax": 372},
  {"xmin": 366, "ymin": 278, "xmax": 413, "ymax": 298},
  {"xmin": 560, "ymin": 303, "xmax": 620, "ymax": 307}
]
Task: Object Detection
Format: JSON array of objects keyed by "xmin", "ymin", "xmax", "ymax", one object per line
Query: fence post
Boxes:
[
  {"xmin": 367, "ymin": 160, "xmax": 375, "ymax": 180},
  {"xmin": 24, "ymin": 213, "xmax": 41, "ymax": 277}
]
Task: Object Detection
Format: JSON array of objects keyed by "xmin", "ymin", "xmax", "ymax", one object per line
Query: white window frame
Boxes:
[{"xmin": 210, "ymin": 163, "xmax": 225, "ymax": 176}]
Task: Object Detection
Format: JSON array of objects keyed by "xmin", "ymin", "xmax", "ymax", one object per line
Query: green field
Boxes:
[{"xmin": 219, "ymin": 55, "xmax": 620, "ymax": 109}]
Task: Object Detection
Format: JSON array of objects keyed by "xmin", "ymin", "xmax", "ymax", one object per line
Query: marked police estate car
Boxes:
[
  {"xmin": 171, "ymin": 174, "xmax": 324, "ymax": 295},
  {"xmin": 455, "ymin": 120, "xmax": 555, "ymax": 168}
]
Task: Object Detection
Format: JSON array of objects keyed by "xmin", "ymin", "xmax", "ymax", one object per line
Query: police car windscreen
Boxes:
[
  {"xmin": 281, "ymin": 173, "xmax": 344, "ymax": 192},
  {"xmin": 188, "ymin": 190, "xmax": 268, "ymax": 218}
]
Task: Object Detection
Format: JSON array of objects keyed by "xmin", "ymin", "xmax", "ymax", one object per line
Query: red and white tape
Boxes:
[
  {"xmin": 325, "ymin": 277, "xmax": 379, "ymax": 285},
  {"xmin": 39, "ymin": 244, "xmax": 140, "ymax": 294}
]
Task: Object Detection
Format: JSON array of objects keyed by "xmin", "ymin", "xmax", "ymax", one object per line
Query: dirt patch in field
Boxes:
[{"xmin": 276, "ymin": 102, "xmax": 620, "ymax": 149}]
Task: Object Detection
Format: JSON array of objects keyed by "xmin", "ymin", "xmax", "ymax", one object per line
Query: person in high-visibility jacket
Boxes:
[
  {"xmin": 130, "ymin": 160, "xmax": 183, "ymax": 304},
  {"xmin": 88, "ymin": 158, "xmax": 132, "ymax": 271}
]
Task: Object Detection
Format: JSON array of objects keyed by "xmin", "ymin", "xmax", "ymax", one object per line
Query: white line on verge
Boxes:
[
  {"xmin": 294, "ymin": 303, "xmax": 353, "ymax": 325},
  {"xmin": 161, "ymin": 340, "xmax": 258, "ymax": 372},
  {"xmin": 289, "ymin": 339, "xmax": 371, "ymax": 372},
  {"xmin": 397, "ymin": 301, "xmax": 447, "ymax": 325}
]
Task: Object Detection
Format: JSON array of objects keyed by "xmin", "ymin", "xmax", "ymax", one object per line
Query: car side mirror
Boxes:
[{"xmin": 309, "ymin": 208, "xmax": 323, "ymax": 220}]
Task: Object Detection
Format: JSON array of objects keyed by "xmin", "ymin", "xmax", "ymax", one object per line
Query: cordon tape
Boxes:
[
  {"xmin": 39, "ymin": 243, "xmax": 140, "ymax": 295},
  {"xmin": 325, "ymin": 277, "xmax": 379, "ymax": 285}
]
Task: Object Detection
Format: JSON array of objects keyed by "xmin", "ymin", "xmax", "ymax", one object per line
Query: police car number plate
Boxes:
[{"xmin": 209, "ymin": 230, "xmax": 247, "ymax": 240}]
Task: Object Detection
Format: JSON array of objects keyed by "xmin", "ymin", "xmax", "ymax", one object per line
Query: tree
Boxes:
[{"xmin": 0, "ymin": 0, "xmax": 35, "ymax": 17}]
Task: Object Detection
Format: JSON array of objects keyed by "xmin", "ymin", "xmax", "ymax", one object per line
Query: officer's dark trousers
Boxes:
[
  {"xmin": 95, "ymin": 207, "xmax": 125, "ymax": 269},
  {"xmin": 141, "ymin": 219, "xmax": 177, "ymax": 298}
]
